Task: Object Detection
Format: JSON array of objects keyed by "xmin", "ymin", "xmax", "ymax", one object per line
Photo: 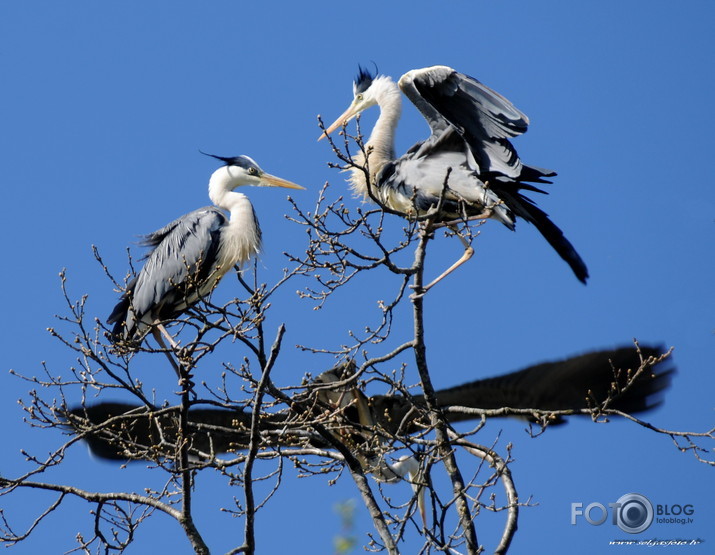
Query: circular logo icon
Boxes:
[{"xmin": 615, "ymin": 493, "xmax": 654, "ymax": 534}]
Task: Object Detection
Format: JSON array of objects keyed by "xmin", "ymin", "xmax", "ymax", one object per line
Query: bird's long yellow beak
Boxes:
[
  {"xmin": 261, "ymin": 174, "xmax": 305, "ymax": 190},
  {"xmin": 318, "ymin": 103, "xmax": 360, "ymax": 141}
]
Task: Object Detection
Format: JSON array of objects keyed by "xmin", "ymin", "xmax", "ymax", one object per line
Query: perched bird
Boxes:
[
  {"xmin": 107, "ymin": 154, "xmax": 303, "ymax": 356},
  {"xmin": 320, "ymin": 65, "xmax": 588, "ymax": 285}
]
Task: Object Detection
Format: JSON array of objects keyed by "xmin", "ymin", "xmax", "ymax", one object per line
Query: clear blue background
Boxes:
[{"xmin": 1, "ymin": 1, "xmax": 712, "ymax": 553}]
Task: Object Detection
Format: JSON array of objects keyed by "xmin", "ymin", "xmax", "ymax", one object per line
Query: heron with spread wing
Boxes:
[
  {"xmin": 320, "ymin": 65, "xmax": 588, "ymax": 288},
  {"xmin": 67, "ymin": 345, "xmax": 673, "ymax": 524},
  {"xmin": 107, "ymin": 153, "xmax": 303, "ymax": 373}
]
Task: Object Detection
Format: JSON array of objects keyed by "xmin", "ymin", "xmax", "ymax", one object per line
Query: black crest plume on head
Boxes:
[
  {"xmin": 354, "ymin": 64, "xmax": 377, "ymax": 94},
  {"xmin": 199, "ymin": 150, "xmax": 258, "ymax": 171}
]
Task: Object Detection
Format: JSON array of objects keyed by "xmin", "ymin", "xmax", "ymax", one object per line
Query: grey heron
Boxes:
[
  {"xmin": 319, "ymin": 65, "xmax": 589, "ymax": 286},
  {"xmin": 67, "ymin": 344, "xmax": 672, "ymax": 485},
  {"xmin": 107, "ymin": 153, "xmax": 304, "ymax": 368}
]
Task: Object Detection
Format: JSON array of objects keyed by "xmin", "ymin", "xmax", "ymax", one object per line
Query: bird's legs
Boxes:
[
  {"xmin": 413, "ymin": 206, "xmax": 493, "ymax": 297},
  {"xmin": 424, "ymin": 232, "xmax": 474, "ymax": 293},
  {"xmin": 151, "ymin": 323, "xmax": 181, "ymax": 378},
  {"xmin": 413, "ymin": 226, "xmax": 474, "ymax": 297}
]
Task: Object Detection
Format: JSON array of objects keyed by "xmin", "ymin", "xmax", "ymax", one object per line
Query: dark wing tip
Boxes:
[{"xmin": 605, "ymin": 345, "xmax": 675, "ymax": 414}]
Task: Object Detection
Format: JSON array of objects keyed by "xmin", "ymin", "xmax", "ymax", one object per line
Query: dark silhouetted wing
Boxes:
[
  {"xmin": 66, "ymin": 345, "xmax": 673, "ymax": 461},
  {"xmin": 371, "ymin": 345, "xmax": 674, "ymax": 430}
]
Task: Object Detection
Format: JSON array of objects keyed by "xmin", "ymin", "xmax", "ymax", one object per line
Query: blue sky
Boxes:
[{"xmin": 1, "ymin": 1, "xmax": 713, "ymax": 553}]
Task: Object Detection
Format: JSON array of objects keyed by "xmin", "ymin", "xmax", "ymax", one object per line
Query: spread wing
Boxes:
[
  {"xmin": 398, "ymin": 66, "xmax": 588, "ymax": 283},
  {"xmin": 399, "ymin": 65, "xmax": 551, "ymax": 182},
  {"xmin": 67, "ymin": 346, "xmax": 673, "ymax": 460},
  {"xmin": 370, "ymin": 345, "xmax": 674, "ymax": 430}
]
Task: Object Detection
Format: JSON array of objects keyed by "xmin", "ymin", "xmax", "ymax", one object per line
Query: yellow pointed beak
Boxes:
[
  {"xmin": 318, "ymin": 103, "xmax": 360, "ymax": 141},
  {"xmin": 260, "ymin": 173, "xmax": 305, "ymax": 190}
]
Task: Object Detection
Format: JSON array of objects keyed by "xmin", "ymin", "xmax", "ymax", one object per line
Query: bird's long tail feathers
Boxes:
[
  {"xmin": 106, "ymin": 275, "xmax": 140, "ymax": 343},
  {"xmin": 500, "ymin": 189, "xmax": 589, "ymax": 283},
  {"xmin": 107, "ymin": 297, "xmax": 131, "ymax": 343}
]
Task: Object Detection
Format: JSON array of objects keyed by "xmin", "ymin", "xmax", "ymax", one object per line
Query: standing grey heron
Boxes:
[
  {"xmin": 319, "ymin": 65, "xmax": 588, "ymax": 286},
  {"xmin": 107, "ymin": 153, "xmax": 303, "ymax": 370}
]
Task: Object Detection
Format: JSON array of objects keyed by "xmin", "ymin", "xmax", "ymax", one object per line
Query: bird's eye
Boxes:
[
  {"xmin": 248, "ymin": 167, "xmax": 258, "ymax": 175},
  {"xmin": 356, "ymin": 94, "xmax": 363, "ymax": 101}
]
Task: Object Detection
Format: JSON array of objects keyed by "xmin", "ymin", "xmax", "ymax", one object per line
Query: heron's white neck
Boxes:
[
  {"xmin": 208, "ymin": 166, "xmax": 249, "ymax": 217},
  {"xmin": 207, "ymin": 166, "xmax": 261, "ymax": 268},
  {"xmin": 350, "ymin": 76, "xmax": 402, "ymax": 198}
]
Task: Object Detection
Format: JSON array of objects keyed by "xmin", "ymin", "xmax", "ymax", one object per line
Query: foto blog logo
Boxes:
[{"xmin": 571, "ymin": 493, "xmax": 654, "ymax": 534}]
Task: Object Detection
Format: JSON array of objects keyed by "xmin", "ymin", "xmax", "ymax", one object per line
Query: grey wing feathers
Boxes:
[
  {"xmin": 108, "ymin": 207, "xmax": 227, "ymax": 339},
  {"xmin": 399, "ymin": 66, "xmax": 534, "ymax": 179},
  {"xmin": 132, "ymin": 206, "xmax": 226, "ymax": 318},
  {"xmin": 399, "ymin": 66, "xmax": 587, "ymax": 282},
  {"xmin": 398, "ymin": 67, "xmax": 454, "ymax": 136}
]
